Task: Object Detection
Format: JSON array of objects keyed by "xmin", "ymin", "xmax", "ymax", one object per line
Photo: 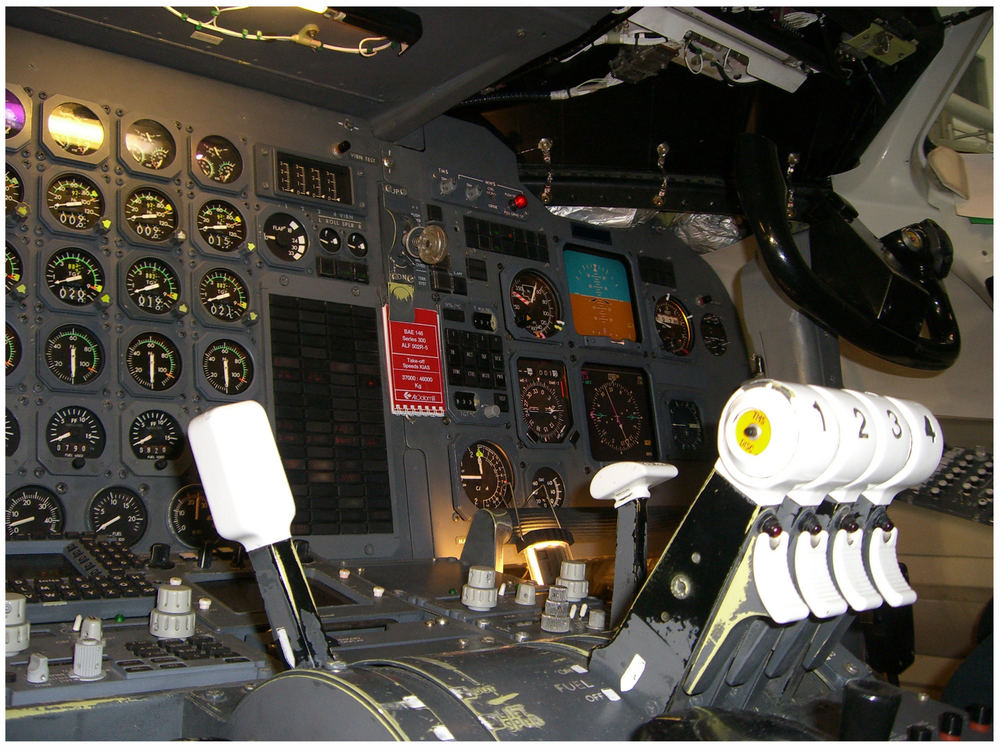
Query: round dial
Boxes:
[
  {"xmin": 168, "ymin": 484, "xmax": 220, "ymax": 548},
  {"xmin": 123, "ymin": 186, "xmax": 178, "ymax": 242},
  {"xmin": 202, "ymin": 339, "xmax": 254, "ymax": 395},
  {"xmin": 6, "ymin": 409, "xmax": 20, "ymax": 456},
  {"xmin": 669, "ymin": 399, "xmax": 704, "ymax": 453},
  {"xmin": 6, "ymin": 486, "xmax": 65, "ymax": 539},
  {"xmin": 44, "ymin": 324, "xmax": 104, "ymax": 385},
  {"xmin": 124, "ymin": 119, "xmax": 176, "ymax": 170},
  {"xmin": 510, "ymin": 270, "xmax": 562, "ymax": 339},
  {"xmin": 700, "ymin": 313, "xmax": 729, "ymax": 356},
  {"xmin": 46, "ymin": 173, "xmax": 105, "ymax": 230},
  {"xmin": 88, "ymin": 486, "xmax": 148, "ymax": 546},
  {"xmin": 129, "ymin": 409, "xmax": 184, "ymax": 462},
  {"xmin": 47, "ymin": 101, "xmax": 104, "ymax": 156},
  {"xmin": 125, "ymin": 257, "xmax": 180, "ymax": 314},
  {"xmin": 346, "ymin": 232, "xmax": 368, "ymax": 257},
  {"xmin": 125, "ymin": 332, "xmax": 182, "ymax": 391},
  {"xmin": 319, "ymin": 226, "xmax": 341, "ymax": 253},
  {"xmin": 199, "ymin": 268, "xmax": 249, "ymax": 322},
  {"xmin": 6, "ymin": 90, "xmax": 26, "ymax": 139},
  {"xmin": 589, "ymin": 380, "xmax": 643, "ymax": 453},
  {"xmin": 45, "ymin": 405, "xmax": 106, "ymax": 459},
  {"xmin": 194, "ymin": 135, "xmax": 242, "ymax": 184},
  {"xmin": 6, "ymin": 323, "xmax": 21, "ymax": 374},
  {"xmin": 581, "ymin": 365, "xmax": 656, "ymax": 461},
  {"xmin": 263, "ymin": 212, "xmax": 309, "ymax": 261},
  {"xmin": 196, "ymin": 199, "xmax": 246, "ymax": 251},
  {"xmin": 654, "ymin": 296, "xmax": 694, "ymax": 356},
  {"xmin": 459, "ymin": 441, "xmax": 514, "ymax": 509},
  {"xmin": 6, "ymin": 243, "xmax": 23, "ymax": 294},
  {"xmin": 529, "ymin": 467, "xmax": 566, "ymax": 509},
  {"xmin": 517, "ymin": 359, "xmax": 572, "ymax": 443},
  {"xmin": 6, "ymin": 164, "xmax": 23, "ymax": 215},
  {"xmin": 45, "ymin": 247, "xmax": 105, "ymax": 306}
]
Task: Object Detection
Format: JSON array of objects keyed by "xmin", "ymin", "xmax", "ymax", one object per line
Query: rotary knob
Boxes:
[
  {"xmin": 461, "ymin": 565, "xmax": 498, "ymax": 612},
  {"xmin": 6, "ymin": 592, "xmax": 30, "ymax": 655},
  {"xmin": 149, "ymin": 578, "xmax": 196, "ymax": 639},
  {"xmin": 403, "ymin": 224, "xmax": 448, "ymax": 265}
]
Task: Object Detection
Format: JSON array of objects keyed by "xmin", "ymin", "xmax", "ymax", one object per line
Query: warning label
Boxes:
[{"xmin": 383, "ymin": 306, "xmax": 445, "ymax": 415}]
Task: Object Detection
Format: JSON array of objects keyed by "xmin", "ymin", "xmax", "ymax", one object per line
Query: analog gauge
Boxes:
[
  {"xmin": 6, "ymin": 164, "xmax": 23, "ymax": 216},
  {"xmin": 123, "ymin": 186, "xmax": 178, "ymax": 242},
  {"xmin": 6, "ymin": 324, "xmax": 21, "ymax": 374},
  {"xmin": 45, "ymin": 247, "xmax": 105, "ymax": 306},
  {"xmin": 346, "ymin": 232, "xmax": 368, "ymax": 257},
  {"xmin": 44, "ymin": 324, "xmax": 104, "ymax": 385},
  {"xmin": 125, "ymin": 332, "xmax": 182, "ymax": 392},
  {"xmin": 125, "ymin": 257, "xmax": 180, "ymax": 314},
  {"xmin": 669, "ymin": 399, "xmax": 704, "ymax": 453},
  {"xmin": 168, "ymin": 484, "xmax": 220, "ymax": 548},
  {"xmin": 129, "ymin": 409, "xmax": 184, "ymax": 462},
  {"xmin": 202, "ymin": 339, "xmax": 253, "ymax": 395},
  {"xmin": 196, "ymin": 199, "xmax": 246, "ymax": 252},
  {"xmin": 45, "ymin": 405, "xmax": 106, "ymax": 459},
  {"xmin": 6, "ymin": 243, "xmax": 23, "ymax": 293},
  {"xmin": 199, "ymin": 268, "xmax": 249, "ymax": 322},
  {"xmin": 47, "ymin": 101, "xmax": 104, "ymax": 156},
  {"xmin": 319, "ymin": 226, "xmax": 341, "ymax": 253},
  {"xmin": 6, "ymin": 90, "xmax": 26, "ymax": 139},
  {"xmin": 263, "ymin": 212, "xmax": 309, "ymax": 261},
  {"xmin": 6, "ymin": 409, "xmax": 20, "ymax": 456},
  {"xmin": 6, "ymin": 486, "xmax": 65, "ymax": 539},
  {"xmin": 46, "ymin": 173, "xmax": 105, "ymax": 230},
  {"xmin": 88, "ymin": 486, "xmax": 148, "ymax": 546},
  {"xmin": 529, "ymin": 467, "xmax": 565, "ymax": 509},
  {"xmin": 194, "ymin": 135, "xmax": 242, "ymax": 184},
  {"xmin": 459, "ymin": 440, "xmax": 514, "ymax": 510},
  {"xmin": 581, "ymin": 364, "xmax": 657, "ymax": 461},
  {"xmin": 509, "ymin": 270, "xmax": 563, "ymax": 339},
  {"xmin": 654, "ymin": 296, "xmax": 693, "ymax": 356},
  {"xmin": 517, "ymin": 358, "xmax": 572, "ymax": 443},
  {"xmin": 700, "ymin": 313, "xmax": 729, "ymax": 356},
  {"xmin": 124, "ymin": 119, "xmax": 176, "ymax": 170}
]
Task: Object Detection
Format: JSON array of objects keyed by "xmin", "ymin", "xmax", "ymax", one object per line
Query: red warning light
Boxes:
[{"xmin": 510, "ymin": 193, "xmax": 528, "ymax": 210}]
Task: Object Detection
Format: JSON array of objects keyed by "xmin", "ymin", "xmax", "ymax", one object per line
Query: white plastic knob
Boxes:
[
  {"xmin": 590, "ymin": 461, "xmax": 677, "ymax": 508},
  {"xmin": 6, "ymin": 592, "xmax": 29, "ymax": 656},
  {"xmin": 862, "ymin": 397, "xmax": 943, "ymax": 505},
  {"xmin": 150, "ymin": 581, "xmax": 196, "ymax": 639},
  {"xmin": 514, "ymin": 581, "xmax": 536, "ymax": 605},
  {"xmin": 461, "ymin": 565, "xmax": 497, "ymax": 612},
  {"xmin": 80, "ymin": 616, "xmax": 103, "ymax": 642},
  {"xmin": 555, "ymin": 560, "xmax": 589, "ymax": 602},
  {"xmin": 6, "ymin": 592, "xmax": 26, "ymax": 626},
  {"xmin": 587, "ymin": 608, "xmax": 607, "ymax": 631},
  {"xmin": 26, "ymin": 652, "xmax": 49, "ymax": 684},
  {"xmin": 866, "ymin": 526, "xmax": 917, "ymax": 607},
  {"xmin": 72, "ymin": 637, "xmax": 105, "ymax": 680}
]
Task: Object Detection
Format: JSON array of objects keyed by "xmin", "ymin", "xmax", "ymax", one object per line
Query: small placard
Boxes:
[{"xmin": 383, "ymin": 305, "xmax": 446, "ymax": 416}]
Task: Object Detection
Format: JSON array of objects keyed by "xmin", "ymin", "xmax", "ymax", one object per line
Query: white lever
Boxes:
[
  {"xmin": 752, "ymin": 526, "xmax": 809, "ymax": 624},
  {"xmin": 791, "ymin": 526, "xmax": 847, "ymax": 618},
  {"xmin": 590, "ymin": 461, "xmax": 677, "ymax": 508},
  {"xmin": 829, "ymin": 524, "xmax": 883, "ymax": 611},
  {"xmin": 866, "ymin": 525, "xmax": 917, "ymax": 607},
  {"xmin": 862, "ymin": 396, "xmax": 943, "ymax": 505}
]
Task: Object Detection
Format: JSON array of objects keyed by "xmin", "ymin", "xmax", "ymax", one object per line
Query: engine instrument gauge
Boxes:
[
  {"xmin": 194, "ymin": 135, "xmax": 242, "ymax": 184},
  {"xmin": 346, "ymin": 232, "xmax": 368, "ymax": 257},
  {"xmin": 123, "ymin": 187, "xmax": 178, "ymax": 242},
  {"xmin": 700, "ymin": 313, "xmax": 729, "ymax": 356},
  {"xmin": 6, "ymin": 409, "xmax": 19, "ymax": 456},
  {"xmin": 517, "ymin": 358, "xmax": 572, "ymax": 443},
  {"xmin": 581, "ymin": 363, "xmax": 657, "ymax": 461},
  {"xmin": 6, "ymin": 486, "xmax": 65, "ymax": 538},
  {"xmin": 44, "ymin": 324, "xmax": 104, "ymax": 385},
  {"xmin": 88, "ymin": 486, "xmax": 148, "ymax": 546},
  {"xmin": 654, "ymin": 296, "xmax": 693, "ymax": 356},
  {"xmin": 529, "ymin": 467, "xmax": 565, "ymax": 509},
  {"xmin": 168, "ymin": 484, "xmax": 219, "ymax": 548},
  {"xmin": 46, "ymin": 173, "xmax": 105, "ymax": 230},
  {"xmin": 669, "ymin": 399, "xmax": 704, "ymax": 453},
  {"xmin": 319, "ymin": 226, "xmax": 341, "ymax": 253},
  {"xmin": 199, "ymin": 268, "xmax": 249, "ymax": 322},
  {"xmin": 6, "ymin": 243, "xmax": 23, "ymax": 294},
  {"xmin": 125, "ymin": 257, "xmax": 180, "ymax": 314},
  {"xmin": 509, "ymin": 270, "xmax": 562, "ymax": 339},
  {"xmin": 125, "ymin": 332, "xmax": 182, "ymax": 391},
  {"xmin": 5, "ymin": 90, "xmax": 26, "ymax": 139},
  {"xmin": 124, "ymin": 119, "xmax": 176, "ymax": 170},
  {"xmin": 202, "ymin": 339, "xmax": 253, "ymax": 395},
  {"xmin": 47, "ymin": 101, "xmax": 104, "ymax": 156},
  {"xmin": 263, "ymin": 212, "xmax": 309, "ymax": 261},
  {"xmin": 45, "ymin": 405, "xmax": 106, "ymax": 459},
  {"xmin": 129, "ymin": 409, "xmax": 184, "ymax": 462},
  {"xmin": 6, "ymin": 324, "xmax": 21, "ymax": 374},
  {"xmin": 6, "ymin": 164, "xmax": 23, "ymax": 215},
  {"xmin": 196, "ymin": 199, "xmax": 246, "ymax": 251},
  {"xmin": 459, "ymin": 440, "xmax": 514, "ymax": 509},
  {"xmin": 45, "ymin": 247, "xmax": 105, "ymax": 306}
]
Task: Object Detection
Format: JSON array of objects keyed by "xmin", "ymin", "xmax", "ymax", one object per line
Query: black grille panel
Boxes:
[{"xmin": 269, "ymin": 295, "xmax": 392, "ymax": 536}]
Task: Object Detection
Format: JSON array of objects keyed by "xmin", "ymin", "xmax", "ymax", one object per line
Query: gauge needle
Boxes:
[
  {"xmin": 70, "ymin": 346, "xmax": 77, "ymax": 380},
  {"xmin": 224, "ymin": 357, "xmax": 230, "ymax": 389},
  {"xmin": 206, "ymin": 292, "xmax": 230, "ymax": 302},
  {"xmin": 53, "ymin": 201, "xmax": 83, "ymax": 208},
  {"xmin": 54, "ymin": 273, "xmax": 82, "ymax": 285},
  {"xmin": 530, "ymin": 283, "xmax": 537, "ymax": 303},
  {"xmin": 51, "ymin": 431, "xmax": 71, "ymax": 442},
  {"xmin": 460, "ymin": 473, "xmax": 482, "ymax": 480},
  {"xmin": 135, "ymin": 283, "xmax": 160, "ymax": 293},
  {"xmin": 149, "ymin": 351, "xmax": 156, "ymax": 383},
  {"xmin": 135, "ymin": 433, "xmax": 153, "ymax": 445},
  {"xmin": 97, "ymin": 515, "xmax": 121, "ymax": 532},
  {"xmin": 9, "ymin": 516, "xmax": 36, "ymax": 527}
]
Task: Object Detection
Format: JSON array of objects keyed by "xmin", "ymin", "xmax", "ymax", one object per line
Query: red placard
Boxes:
[{"xmin": 382, "ymin": 306, "xmax": 445, "ymax": 415}]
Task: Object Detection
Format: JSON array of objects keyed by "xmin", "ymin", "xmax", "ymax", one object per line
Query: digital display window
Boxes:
[
  {"xmin": 276, "ymin": 151, "xmax": 353, "ymax": 205},
  {"xmin": 564, "ymin": 246, "xmax": 638, "ymax": 341}
]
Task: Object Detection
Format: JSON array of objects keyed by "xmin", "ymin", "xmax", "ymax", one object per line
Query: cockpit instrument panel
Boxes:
[{"xmin": 564, "ymin": 246, "xmax": 638, "ymax": 342}]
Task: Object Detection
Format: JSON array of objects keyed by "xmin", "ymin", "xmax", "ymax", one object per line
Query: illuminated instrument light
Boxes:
[
  {"xmin": 510, "ymin": 193, "xmax": 528, "ymax": 211},
  {"xmin": 524, "ymin": 540, "xmax": 571, "ymax": 585}
]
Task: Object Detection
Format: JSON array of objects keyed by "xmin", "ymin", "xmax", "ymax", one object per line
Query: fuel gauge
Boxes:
[
  {"xmin": 45, "ymin": 405, "xmax": 106, "ymax": 459},
  {"xmin": 88, "ymin": 487, "xmax": 148, "ymax": 546},
  {"xmin": 129, "ymin": 409, "xmax": 184, "ymax": 462}
]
